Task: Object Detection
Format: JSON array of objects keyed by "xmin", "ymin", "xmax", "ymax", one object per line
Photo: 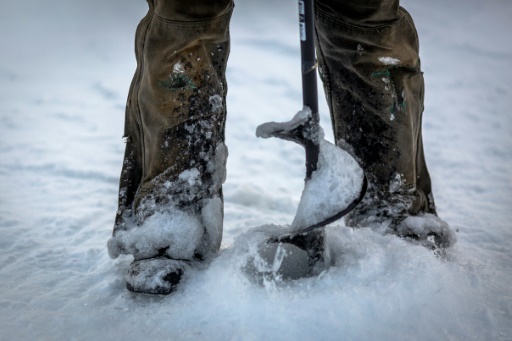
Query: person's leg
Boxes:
[
  {"xmin": 315, "ymin": 0, "xmax": 454, "ymax": 247},
  {"xmin": 108, "ymin": 0, "xmax": 234, "ymax": 294}
]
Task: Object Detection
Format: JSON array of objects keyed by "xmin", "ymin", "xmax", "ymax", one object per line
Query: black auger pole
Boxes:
[{"xmin": 299, "ymin": 0, "xmax": 320, "ymax": 180}]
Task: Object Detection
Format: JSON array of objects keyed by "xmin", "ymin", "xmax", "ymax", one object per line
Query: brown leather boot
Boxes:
[
  {"xmin": 108, "ymin": 0, "xmax": 234, "ymax": 294},
  {"xmin": 315, "ymin": 0, "xmax": 455, "ymax": 248}
]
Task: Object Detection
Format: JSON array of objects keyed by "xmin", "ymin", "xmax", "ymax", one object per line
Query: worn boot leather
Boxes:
[
  {"xmin": 108, "ymin": 0, "xmax": 234, "ymax": 281},
  {"xmin": 315, "ymin": 0, "xmax": 454, "ymax": 247}
]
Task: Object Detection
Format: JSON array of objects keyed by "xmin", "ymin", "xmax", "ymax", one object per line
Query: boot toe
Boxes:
[
  {"xmin": 126, "ymin": 258, "xmax": 190, "ymax": 295},
  {"xmin": 393, "ymin": 213, "xmax": 456, "ymax": 249}
]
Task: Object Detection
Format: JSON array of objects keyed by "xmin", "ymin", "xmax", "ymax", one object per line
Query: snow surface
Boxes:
[{"xmin": 1, "ymin": 0, "xmax": 512, "ymax": 340}]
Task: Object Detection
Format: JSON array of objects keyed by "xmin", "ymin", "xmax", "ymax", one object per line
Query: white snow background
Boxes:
[{"xmin": 1, "ymin": 0, "xmax": 511, "ymax": 339}]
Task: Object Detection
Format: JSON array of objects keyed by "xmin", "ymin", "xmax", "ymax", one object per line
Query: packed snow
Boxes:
[
  {"xmin": 1, "ymin": 0, "xmax": 511, "ymax": 340},
  {"xmin": 108, "ymin": 205, "xmax": 204, "ymax": 260}
]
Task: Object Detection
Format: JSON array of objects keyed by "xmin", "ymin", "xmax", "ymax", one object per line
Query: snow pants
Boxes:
[
  {"xmin": 110, "ymin": 0, "xmax": 233, "ymax": 261},
  {"xmin": 111, "ymin": 0, "xmax": 438, "ymax": 260},
  {"xmin": 315, "ymin": 0, "xmax": 437, "ymax": 225}
]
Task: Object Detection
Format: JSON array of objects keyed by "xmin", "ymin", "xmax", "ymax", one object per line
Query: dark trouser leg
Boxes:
[
  {"xmin": 315, "ymin": 0, "xmax": 453, "ymax": 246},
  {"xmin": 108, "ymin": 0, "xmax": 234, "ymax": 293}
]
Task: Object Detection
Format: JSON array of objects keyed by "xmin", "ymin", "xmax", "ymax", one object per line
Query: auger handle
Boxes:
[{"xmin": 299, "ymin": 0, "xmax": 320, "ymax": 180}]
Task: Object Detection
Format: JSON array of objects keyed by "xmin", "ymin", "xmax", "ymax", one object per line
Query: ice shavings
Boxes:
[
  {"xmin": 378, "ymin": 56, "xmax": 401, "ymax": 65},
  {"xmin": 209, "ymin": 94, "xmax": 223, "ymax": 114},
  {"xmin": 291, "ymin": 137, "xmax": 364, "ymax": 230},
  {"xmin": 389, "ymin": 173, "xmax": 404, "ymax": 193},
  {"xmin": 178, "ymin": 168, "xmax": 201, "ymax": 186},
  {"xmin": 107, "ymin": 205, "xmax": 203, "ymax": 260},
  {"xmin": 136, "ymin": 167, "xmax": 205, "ymax": 221},
  {"xmin": 234, "ymin": 225, "xmax": 312, "ymax": 283},
  {"xmin": 396, "ymin": 213, "xmax": 457, "ymax": 248},
  {"xmin": 256, "ymin": 107, "xmax": 311, "ymax": 139}
]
